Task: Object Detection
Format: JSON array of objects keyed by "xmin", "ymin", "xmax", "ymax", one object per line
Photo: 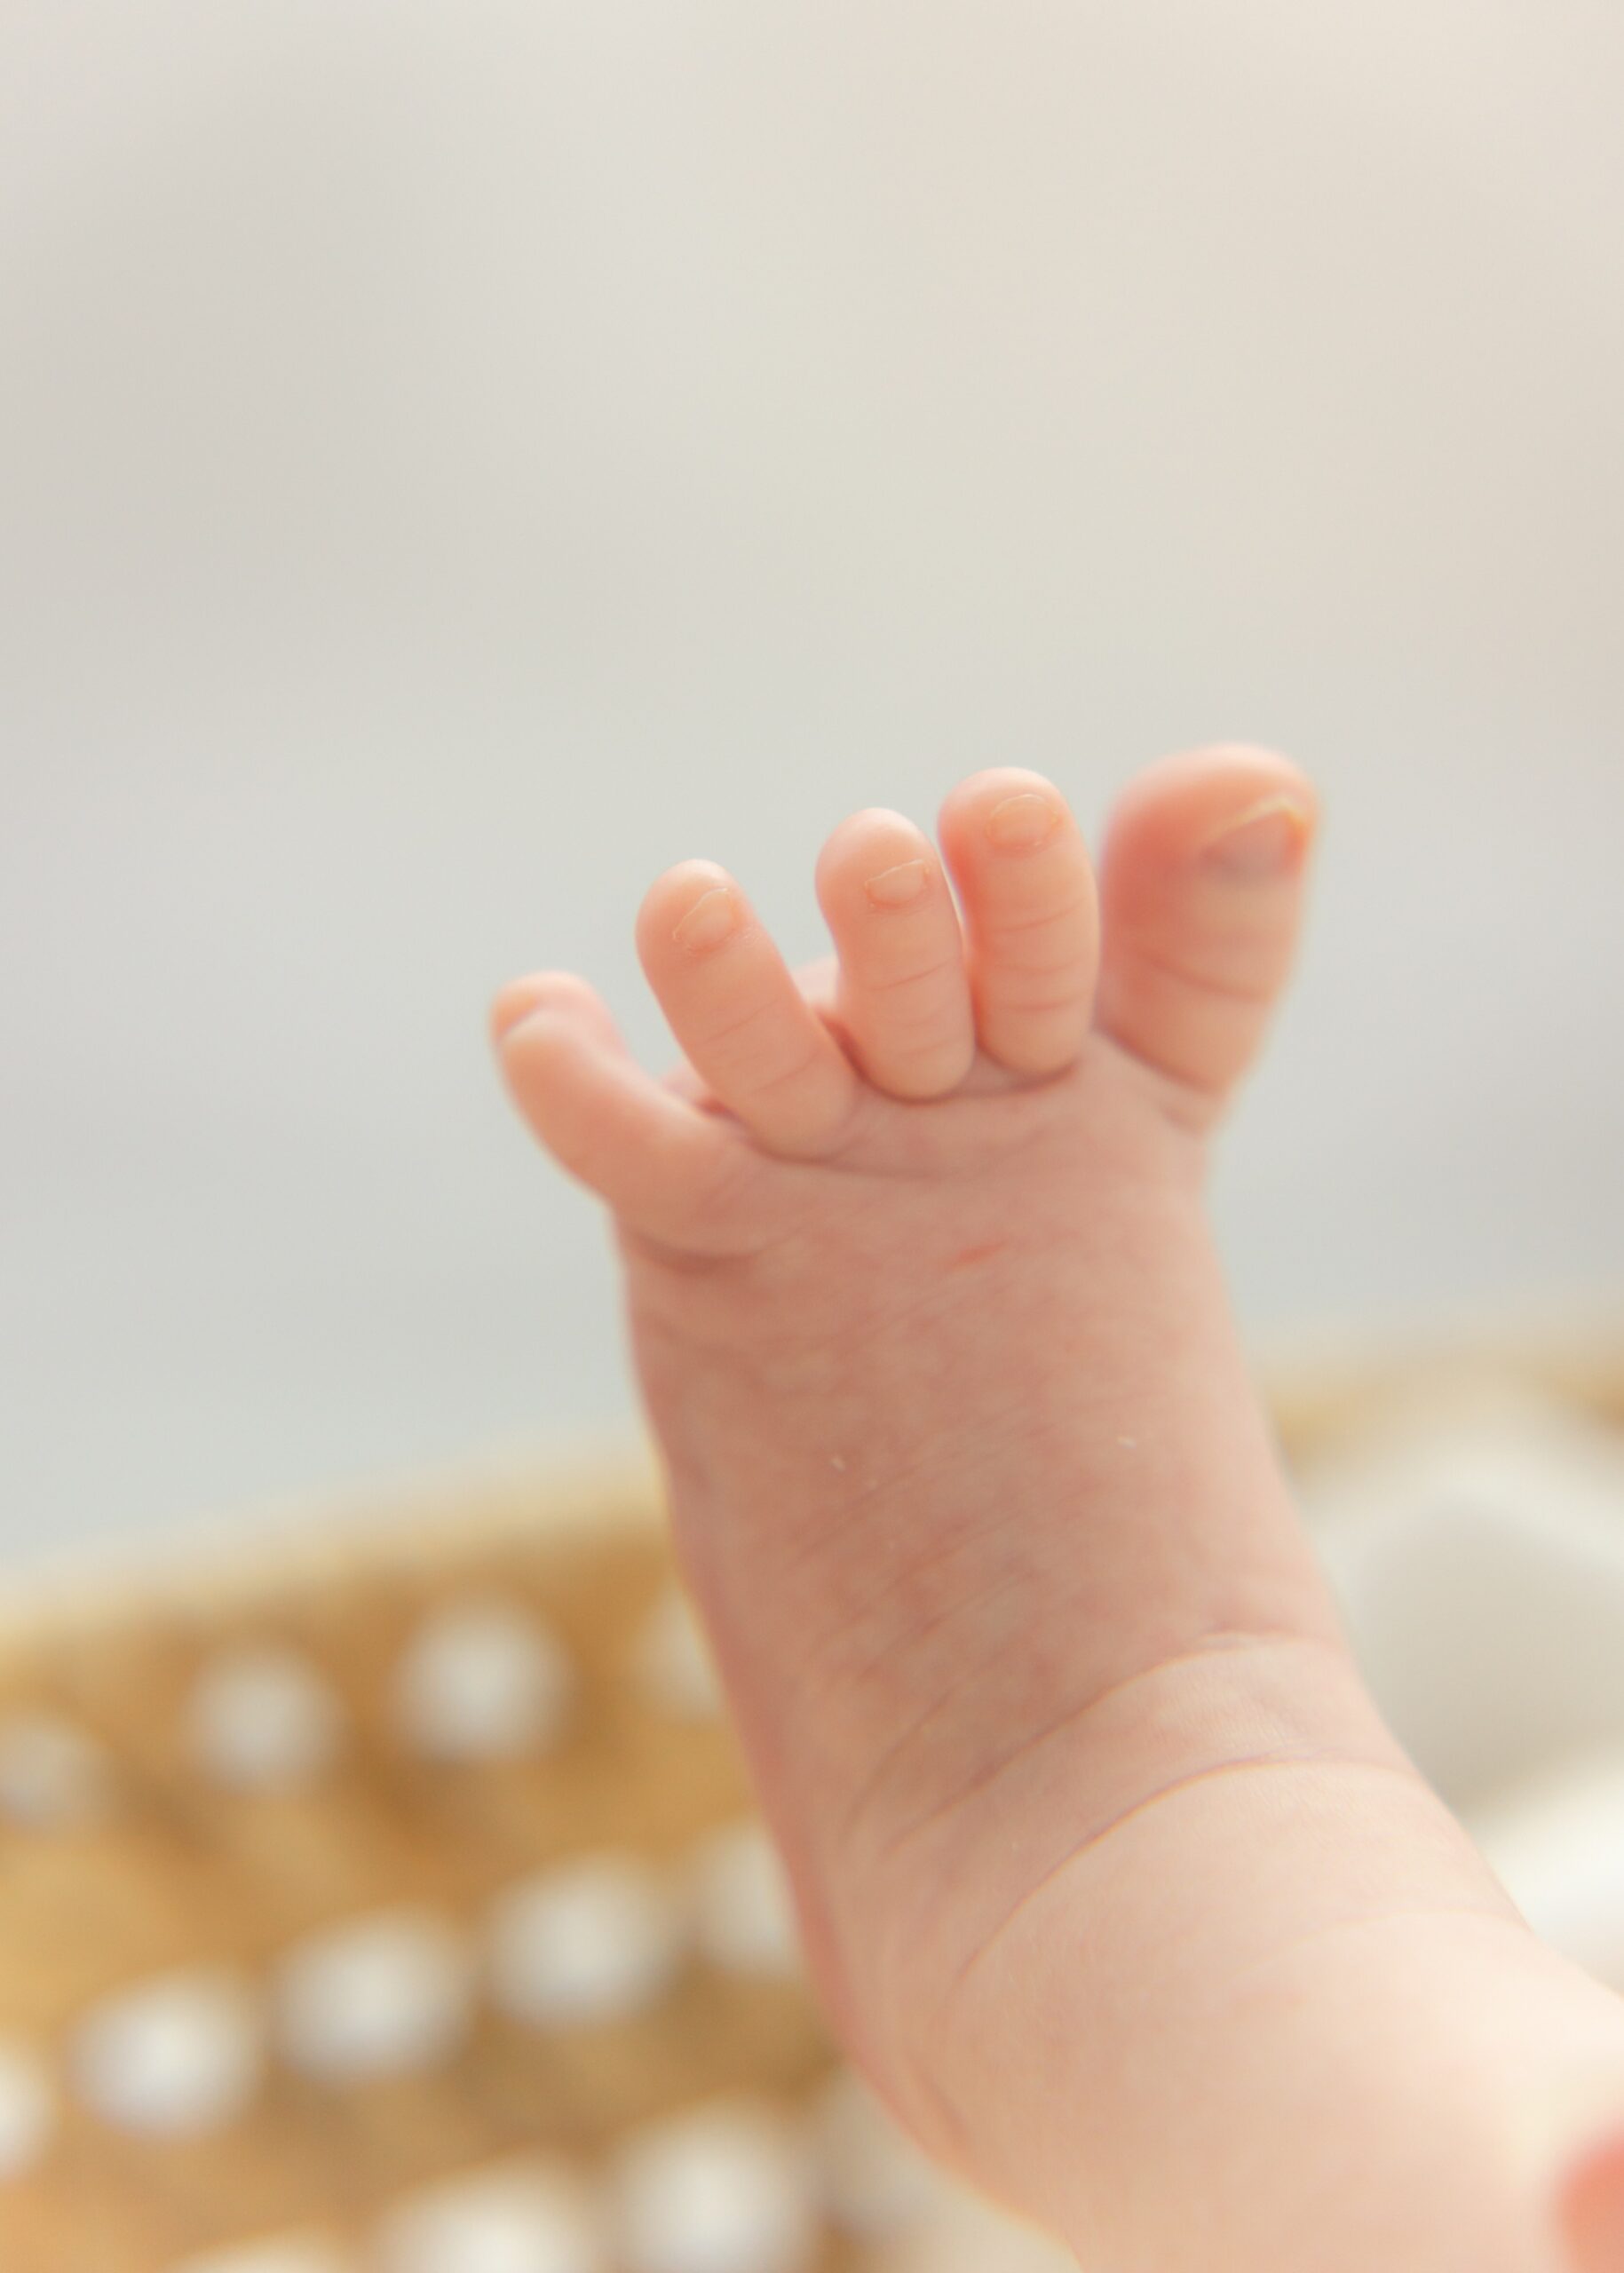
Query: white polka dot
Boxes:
[
  {"xmin": 375, "ymin": 2158, "xmax": 604, "ymax": 2273},
  {"xmin": 610, "ymin": 2100, "xmax": 819, "ymax": 2273},
  {"xmin": 0, "ymin": 1714, "xmax": 112, "ymax": 1827},
  {"xmin": 170, "ymin": 2236, "xmax": 353, "ymax": 2273},
  {"xmin": 632, "ymin": 1593, "xmax": 722, "ymax": 1721},
  {"xmin": 0, "ymin": 2039, "xmax": 54, "ymax": 2176},
  {"xmin": 814, "ymin": 2070, "xmax": 938, "ymax": 2239},
  {"xmin": 487, "ymin": 1856, "xmax": 683, "ymax": 2029},
  {"xmin": 72, "ymin": 1968, "xmax": 262, "ymax": 2136},
  {"xmin": 189, "ymin": 1647, "xmax": 344, "ymax": 1792},
  {"xmin": 394, "ymin": 1603, "xmax": 572, "ymax": 1762},
  {"xmin": 275, "ymin": 1912, "xmax": 473, "ymax": 2081},
  {"xmin": 689, "ymin": 1823, "xmax": 800, "ymax": 1978}
]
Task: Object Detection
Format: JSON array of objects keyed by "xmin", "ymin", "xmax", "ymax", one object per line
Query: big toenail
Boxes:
[
  {"xmin": 1200, "ymin": 794, "xmax": 1312, "ymax": 877},
  {"xmin": 986, "ymin": 793, "xmax": 1059, "ymax": 851},
  {"xmin": 673, "ymin": 887, "xmax": 741, "ymax": 954},
  {"xmin": 864, "ymin": 858, "xmax": 931, "ymax": 909}
]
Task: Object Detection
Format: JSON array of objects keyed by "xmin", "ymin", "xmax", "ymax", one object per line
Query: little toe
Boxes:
[
  {"xmin": 936, "ymin": 769, "xmax": 1100, "ymax": 1078},
  {"xmin": 812, "ymin": 811, "xmax": 977, "ymax": 1100},
  {"xmin": 493, "ymin": 970, "xmax": 765, "ymax": 1255},
  {"xmin": 635, "ymin": 860, "xmax": 860, "ymax": 1158},
  {"xmin": 1095, "ymin": 744, "xmax": 1318, "ymax": 1113}
]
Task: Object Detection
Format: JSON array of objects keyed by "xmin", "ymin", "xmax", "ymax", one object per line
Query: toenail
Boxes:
[
  {"xmin": 864, "ymin": 858, "xmax": 931, "ymax": 909},
  {"xmin": 986, "ymin": 792, "xmax": 1060, "ymax": 851},
  {"xmin": 491, "ymin": 982, "xmax": 560, "ymax": 1041},
  {"xmin": 672, "ymin": 887, "xmax": 741, "ymax": 954},
  {"xmin": 1200, "ymin": 794, "xmax": 1312, "ymax": 877}
]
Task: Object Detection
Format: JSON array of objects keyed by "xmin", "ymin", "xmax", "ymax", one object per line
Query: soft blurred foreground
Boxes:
[{"xmin": 0, "ymin": 1350, "xmax": 1622, "ymax": 2269}]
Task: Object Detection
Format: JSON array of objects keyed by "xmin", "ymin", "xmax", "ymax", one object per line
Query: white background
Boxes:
[{"xmin": 3, "ymin": 1, "xmax": 1621, "ymax": 1565}]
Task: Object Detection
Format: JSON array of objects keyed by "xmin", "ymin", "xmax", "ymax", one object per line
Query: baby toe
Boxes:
[
  {"xmin": 1095, "ymin": 745, "xmax": 1318, "ymax": 1116},
  {"xmin": 635, "ymin": 861, "xmax": 860, "ymax": 1158},
  {"xmin": 936, "ymin": 770, "xmax": 1100, "ymax": 1079},
  {"xmin": 813, "ymin": 811, "xmax": 977, "ymax": 1101}
]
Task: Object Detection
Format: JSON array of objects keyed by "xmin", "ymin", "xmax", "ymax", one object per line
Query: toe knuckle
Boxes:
[
  {"xmin": 864, "ymin": 957, "xmax": 960, "ymax": 1003},
  {"xmin": 986, "ymin": 884, "xmax": 1094, "ymax": 940},
  {"xmin": 996, "ymin": 984, "xmax": 1089, "ymax": 1020},
  {"xmin": 733, "ymin": 1038, "xmax": 829, "ymax": 1107}
]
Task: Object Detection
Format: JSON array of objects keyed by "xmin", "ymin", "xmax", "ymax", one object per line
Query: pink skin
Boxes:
[{"xmin": 493, "ymin": 748, "xmax": 1624, "ymax": 2271}]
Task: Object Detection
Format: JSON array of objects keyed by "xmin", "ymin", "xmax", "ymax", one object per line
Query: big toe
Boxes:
[{"xmin": 1095, "ymin": 744, "xmax": 1318, "ymax": 1114}]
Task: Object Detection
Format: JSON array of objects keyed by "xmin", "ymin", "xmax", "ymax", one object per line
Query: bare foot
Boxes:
[{"xmin": 494, "ymin": 749, "xmax": 1624, "ymax": 2271}]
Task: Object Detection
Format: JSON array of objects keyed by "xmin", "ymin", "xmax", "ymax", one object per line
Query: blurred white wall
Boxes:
[{"xmin": 2, "ymin": 0, "xmax": 1621, "ymax": 1564}]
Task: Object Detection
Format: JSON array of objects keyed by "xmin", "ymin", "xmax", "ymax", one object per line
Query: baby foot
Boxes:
[{"xmin": 494, "ymin": 750, "xmax": 1624, "ymax": 2272}]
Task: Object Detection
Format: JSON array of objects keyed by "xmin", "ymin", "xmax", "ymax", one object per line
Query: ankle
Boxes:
[{"xmin": 835, "ymin": 1634, "xmax": 1412, "ymax": 2176}]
